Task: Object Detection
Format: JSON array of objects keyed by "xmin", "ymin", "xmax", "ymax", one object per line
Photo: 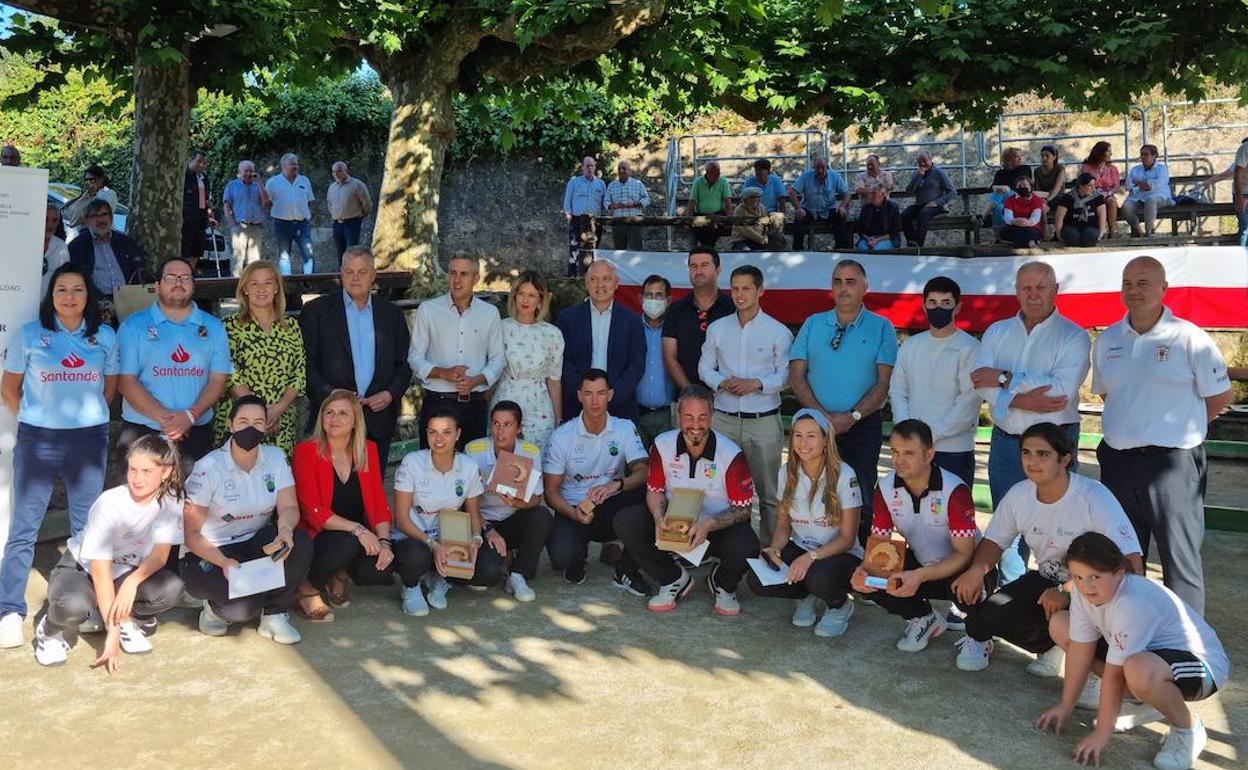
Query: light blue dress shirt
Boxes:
[
  {"xmin": 343, "ymin": 290, "xmax": 376, "ymax": 395},
  {"xmin": 637, "ymin": 323, "xmax": 675, "ymax": 408},
  {"xmin": 791, "ymin": 169, "xmax": 849, "ymax": 218},
  {"xmin": 563, "ymin": 175, "xmax": 607, "ymax": 216},
  {"xmin": 222, "ymin": 178, "xmax": 268, "ymax": 224}
]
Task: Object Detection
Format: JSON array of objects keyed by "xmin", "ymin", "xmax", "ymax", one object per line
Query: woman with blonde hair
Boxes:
[
  {"xmin": 748, "ymin": 408, "xmax": 863, "ymax": 638},
  {"xmin": 213, "ymin": 259, "xmax": 305, "ymax": 455},
  {"xmin": 490, "ymin": 270, "xmax": 564, "ymax": 447},
  {"xmin": 291, "ymin": 389, "xmax": 394, "ymax": 621}
]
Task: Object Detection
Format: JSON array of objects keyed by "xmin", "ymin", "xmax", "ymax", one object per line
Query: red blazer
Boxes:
[{"xmin": 293, "ymin": 439, "xmax": 392, "ymax": 537}]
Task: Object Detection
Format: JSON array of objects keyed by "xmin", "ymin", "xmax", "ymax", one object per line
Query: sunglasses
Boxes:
[
  {"xmin": 697, "ymin": 308, "xmax": 708, "ymax": 333},
  {"xmin": 831, "ymin": 323, "xmax": 848, "ymax": 351}
]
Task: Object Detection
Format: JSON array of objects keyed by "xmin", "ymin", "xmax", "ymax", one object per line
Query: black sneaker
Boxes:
[
  {"xmin": 136, "ymin": 616, "xmax": 159, "ymax": 637},
  {"xmin": 611, "ymin": 565, "xmax": 653, "ymax": 597},
  {"xmin": 563, "ymin": 563, "xmax": 587, "ymax": 585}
]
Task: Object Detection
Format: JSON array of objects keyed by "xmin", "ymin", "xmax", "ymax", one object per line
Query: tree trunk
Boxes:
[{"xmin": 128, "ymin": 49, "xmax": 190, "ymax": 270}]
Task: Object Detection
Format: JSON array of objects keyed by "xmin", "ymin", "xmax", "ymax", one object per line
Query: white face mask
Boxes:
[{"xmin": 642, "ymin": 298, "xmax": 667, "ymax": 319}]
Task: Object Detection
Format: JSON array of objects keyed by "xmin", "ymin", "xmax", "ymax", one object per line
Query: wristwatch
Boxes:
[
  {"xmin": 850, "ymin": 409, "xmax": 862, "ymax": 422},
  {"xmin": 809, "ymin": 550, "xmax": 821, "ymax": 562},
  {"xmin": 997, "ymin": 370, "xmax": 1012, "ymax": 386}
]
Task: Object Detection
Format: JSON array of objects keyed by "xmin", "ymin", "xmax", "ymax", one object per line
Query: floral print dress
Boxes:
[{"xmin": 491, "ymin": 318, "xmax": 564, "ymax": 448}]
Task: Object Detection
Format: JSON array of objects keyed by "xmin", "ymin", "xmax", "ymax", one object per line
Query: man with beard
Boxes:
[{"xmin": 68, "ymin": 199, "xmax": 148, "ymax": 301}]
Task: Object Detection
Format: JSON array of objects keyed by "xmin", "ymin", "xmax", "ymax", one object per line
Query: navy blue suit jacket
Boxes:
[
  {"xmin": 556, "ymin": 301, "xmax": 646, "ymax": 420},
  {"xmin": 67, "ymin": 230, "xmax": 149, "ymax": 296}
]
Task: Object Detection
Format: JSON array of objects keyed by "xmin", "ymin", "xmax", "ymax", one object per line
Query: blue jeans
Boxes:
[
  {"xmin": 332, "ymin": 217, "xmax": 363, "ymax": 264},
  {"xmin": 988, "ymin": 423, "xmax": 1081, "ymax": 583},
  {"xmin": 0, "ymin": 422, "xmax": 108, "ymax": 618},
  {"xmin": 856, "ymin": 237, "xmax": 896, "ymax": 251},
  {"xmin": 934, "ymin": 450, "xmax": 975, "ymax": 490},
  {"xmin": 1238, "ymin": 198, "xmax": 1248, "ymax": 247},
  {"xmin": 273, "ymin": 218, "xmax": 314, "ymax": 275}
]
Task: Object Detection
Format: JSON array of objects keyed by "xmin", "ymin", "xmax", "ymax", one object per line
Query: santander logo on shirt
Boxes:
[
  {"xmin": 152, "ymin": 343, "xmax": 206, "ymax": 378},
  {"xmin": 41, "ymin": 350, "xmax": 100, "ymax": 383}
]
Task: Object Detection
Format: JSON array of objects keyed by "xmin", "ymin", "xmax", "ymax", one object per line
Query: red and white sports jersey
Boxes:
[
  {"xmin": 871, "ymin": 466, "xmax": 978, "ymax": 566},
  {"xmin": 647, "ymin": 429, "xmax": 754, "ymax": 518}
]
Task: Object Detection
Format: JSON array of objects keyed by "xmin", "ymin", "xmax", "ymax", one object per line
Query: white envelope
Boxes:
[
  {"xmin": 228, "ymin": 556, "xmax": 286, "ymax": 599},
  {"xmin": 657, "ymin": 538, "xmax": 710, "ymax": 567},
  {"xmin": 747, "ymin": 557, "xmax": 788, "ymax": 587}
]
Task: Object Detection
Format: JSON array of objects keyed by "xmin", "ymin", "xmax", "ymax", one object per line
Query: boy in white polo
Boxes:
[
  {"xmin": 543, "ymin": 369, "xmax": 650, "ymax": 591},
  {"xmin": 1092, "ymin": 256, "xmax": 1232, "ymax": 615},
  {"xmin": 853, "ymin": 419, "xmax": 980, "ymax": 653}
]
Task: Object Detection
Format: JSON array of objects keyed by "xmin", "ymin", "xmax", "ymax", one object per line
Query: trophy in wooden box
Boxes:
[
  {"xmin": 576, "ymin": 498, "xmax": 597, "ymax": 520},
  {"xmin": 488, "ymin": 451, "xmax": 534, "ymax": 501},
  {"xmin": 862, "ymin": 534, "xmax": 908, "ymax": 589},
  {"xmin": 657, "ymin": 488, "xmax": 704, "ymax": 552},
  {"xmin": 438, "ymin": 509, "xmax": 476, "ymax": 580}
]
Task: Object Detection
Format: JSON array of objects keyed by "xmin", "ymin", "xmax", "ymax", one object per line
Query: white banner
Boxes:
[{"xmin": 0, "ymin": 167, "xmax": 50, "ymax": 559}]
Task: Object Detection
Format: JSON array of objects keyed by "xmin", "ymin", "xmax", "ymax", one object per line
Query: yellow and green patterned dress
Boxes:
[{"xmin": 213, "ymin": 314, "xmax": 306, "ymax": 456}]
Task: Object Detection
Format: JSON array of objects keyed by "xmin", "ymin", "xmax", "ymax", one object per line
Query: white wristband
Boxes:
[{"xmin": 184, "ymin": 409, "xmax": 196, "ymax": 423}]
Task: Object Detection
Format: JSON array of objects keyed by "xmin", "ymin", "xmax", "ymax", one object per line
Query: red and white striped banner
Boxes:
[{"xmin": 602, "ymin": 246, "xmax": 1248, "ymax": 331}]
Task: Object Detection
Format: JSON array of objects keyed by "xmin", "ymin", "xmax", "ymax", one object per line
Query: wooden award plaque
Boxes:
[
  {"xmin": 438, "ymin": 509, "xmax": 476, "ymax": 580},
  {"xmin": 488, "ymin": 451, "xmax": 533, "ymax": 501},
  {"xmin": 863, "ymin": 534, "xmax": 908, "ymax": 578},
  {"xmin": 657, "ymin": 488, "xmax": 704, "ymax": 552},
  {"xmin": 576, "ymin": 498, "xmax": 597, "ymax": 519}
]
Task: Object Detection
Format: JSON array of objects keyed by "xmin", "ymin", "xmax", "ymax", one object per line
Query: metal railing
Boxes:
[
  {"xmin": 666, "ymin": 129, "xmax": 827, "ymax": 215},
  {"xmin": 840, "ymin": 124, "xmax": 973, "ymax": 193},
  {"xmin": 982, "ymin": 107, "xmax": 1141, "ymax": 174}
]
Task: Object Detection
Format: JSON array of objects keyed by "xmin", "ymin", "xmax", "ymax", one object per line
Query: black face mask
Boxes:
[
  {"xmin": 232, "ymin": 426, "xmax": 266, "ymax": 451},
  {"xmin": 925, "ymin": 306, "xmax": 955, "ymax": 329},
  {"xmin": 1016, "ymin": 188, "xmax": 1032, "ymax": 199}
]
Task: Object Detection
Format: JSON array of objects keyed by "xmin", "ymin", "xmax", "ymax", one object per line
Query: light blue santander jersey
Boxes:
[
  {"xmin": 117, "ymin": 303, "xmax": 232, "ymax": 429},
  {"xmin": 3, "ymin": 317, "xmax": 119, "ymax": 430}
]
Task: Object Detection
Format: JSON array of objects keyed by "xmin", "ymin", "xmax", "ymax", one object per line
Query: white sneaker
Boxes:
[
  {"xmin": 1103, "ymin": 702, "xmax": 1165, "ymax": 733},
  {"xmin": 257, "ymin": 612, "xmax": 302, "ymax": 645},
  {"xmin": 117, "ymin": 620, "xmax": 153, "ymax": 654},
  {"xmin": 791, "ymin": 596, "xmax": 818, "ymax": 627},
  {"xmin": 77, "ymin": 607, "xmax": 103, "ymax": 634},
  {"xmin": 1153, "ymin": 717, "xmax": 1206, "ymax": 770},
  {"xmin": 647, "ymin": 568, "xmax": 693, "ymax": 613},
  {"xmin": 427, "ymin": 576, "xmax": 451, "ymax": 610},
  {"xmin": 814, "ymin": 600, "xmax": 854, "ymax": 637},
  {"xmin": 34, "ymin": 617, "xmax": 70, "ymax": 667},
  {"xmin": 955, "ymin": 636, "xmax": 993, "ymax": 671},
  {"xmin": 1076, "ymin": 675, "xmax": 1102, "ymax": 710},
  {"xmin": 0, "ymin": 612, "xmax": 23, "ymax": 649},
  {"xmin": 897, "ymin": 610, "xmax": 947, "ymax": 652},
  {"xmin": 402, "ymin": 585, "xmax": 429, "ymax": 616},
  {"xmin": 177, "ymin": 589, "xmax": 204, "ymax": 609},
  {"xmin": 505, "ymin": 573, "xmax": 536, "ymax": 602},
  {"xmin": 1026, "ymin": 646, "xmax": 1064, "ymax": 678},
  {"xmin": 706, "ymin": 571, "xmax": 740, "ymax": 617},
  {"xmin": 198, "ymin": 603, "xmax": 230, "ymax": 637}
]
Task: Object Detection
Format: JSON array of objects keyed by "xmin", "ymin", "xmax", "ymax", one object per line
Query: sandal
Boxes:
[
  {"xmin": 295, "ymin": 583, "xmax": 335, "ymax": 623},
  {"xmin": 325, "ymin": 572, "xmax": 351, "ymax": 608}
]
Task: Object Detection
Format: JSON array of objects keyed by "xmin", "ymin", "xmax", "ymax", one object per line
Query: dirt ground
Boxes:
[{"xmin": 1, "ymin": 449, "xmax": 1244, "ymax": 770}]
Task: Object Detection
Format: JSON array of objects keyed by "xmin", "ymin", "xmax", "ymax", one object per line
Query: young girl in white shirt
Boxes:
[
  {"xmin": 747, "ymin": 409, "xmax": 862, "ymax": 638},
  {"xmin": 36, "ymin": 435, "xmax": 185, "ymax": 671},
  {"xmin": 1037, "ymin": 532, "xmax": 1228, "ymax": 770}
]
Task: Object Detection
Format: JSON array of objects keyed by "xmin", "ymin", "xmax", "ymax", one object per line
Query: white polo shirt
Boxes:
[
  {"xmin": 698, "ymin": 310, "xmax": 793, "ymax": 414},
  {"xmin": 393, "ymin": 449, "xmax": 484, "ymax": 538},
  {"xmin": 185, "ymin": 443, "xmax": 295, "ymax": 547},
  {"xmin": 264, "ymin": 173, "xmax": 314, "ymax": 221},
  {"xmin": 890, "ymin": 329, "xmax": 982, "ymax": 452},
  {"xmin": 1092, "ymin": 307, "xmax": 1230, "ymax": 450},
  {"xmin": 647, "ymin": 429, "xmax": 755, "ymax": 519},
  {"xmin": 973, "ymin": 310, "xmax": 1090, "ymax": 435},
  {"xmin": 68, "ymin": 486, "xmax": 184, "ymax": 578},
  {"xmin": 1069, "ymin": 574, "xmax": 1229, "ymax": 686},
  {"xmin": 777, "ymin": 460, "xmax": 863, "ymax": 557},
  {"xmin": 870, "ymin": 466, "xmax": 978, "ymax": 566},
  {"xmin": 464, "ymin": 437, "xmax": 543, "ymax": 523},
  {"xmin": 543, "ymin": 413, "xmax": 646, "ymax": 507},
  {"xmin": 984, "ymin": 473, "xmax": 1141, "ymax": 583}
]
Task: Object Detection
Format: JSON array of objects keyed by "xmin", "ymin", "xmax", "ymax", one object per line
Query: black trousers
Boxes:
[
  {"xmin": 614, "ymin": 504, "xmax": 759, "ymax": 591},
  {"xmin": 181, "ymin": 213, "xmax": 209, "ymax": 263},
  {"xmin": 690, "ymin": 224, "xmax": 724, "ymax": 249},
  {"xmin": 419, "ymin": 391, "xmax": 488, "ymax": 451},
  {"xmin": 307, "ymin": 529, "xmax": 397, "ymax": 589},
  {"xmin": 963, "ymin": 570, "xmax": 1059, "ymax": 653},
  {"xmin": 747, "ymin": 540, "xmax": 858, "ymax": 608},
  {"xmin": 869, "ymin": 552, "xmax": 998, "ymax": 620},
  {"xmin": 487, "ymin": 506, "xmax": 555, "ymax": 579},
  {"xmin": 547, "ymin": 487, "xmax": 644, "ymax": 572},
  {"xmin": 902, "ymin": 204, "xmax": 944, "ymax": 247},
  {"xmin": 180, "ymin": 524, "xmax": 313, "ymax": 622},
  {"xmin": 791, "ymin": 211, "xmax": 851, "ymax": 250},
  {"xmin": 998, "ymin": 224, "xmax": 1040, "ymax": 248},
  {"xmin": 390, "ymin": 536, "xmax": 502, "ymax": 588},
  {"xmin": 611, "ymin": 223, "xmax": 644, "ymax": 250},
  {"xmin": 835, "ymin": 410, "xmax": 884, "ymax": 545},
  {"xmin": 44, "ymin": 551, "xmax": 183, "ymax": 640},
  {"xmin": 109, "ymin": 420, "xmax": 215, "ymax": 487},
  {"xmin": 1060, "ymin": 223, "xmax": 1100, "ymax": 247},
  {"xmin": 567, "ymin": 215, "xmax": 602, "ymax": 277}
]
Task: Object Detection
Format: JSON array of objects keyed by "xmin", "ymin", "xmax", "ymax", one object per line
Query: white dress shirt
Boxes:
[
  {"xmin": 973, "ymin": 309, "xmax": 1090, "ymax": 435},
  {"xmin": 698, "ymin": 309, "xmax": 793, "ymax": 414},
  {"xmin": 1092, "ymin": 307, "xmax": 1229, "ymax": 449},
  {"xmin": 408, "ymin": 293, "xmax": 505, "ymax": 394},
  {"xmin": 590, "ymin": 300, "xmax": 612, "ymax": 371},
  {"xmin": 891, "ymin": 329, "xmax": 982, "ymax": 452}
]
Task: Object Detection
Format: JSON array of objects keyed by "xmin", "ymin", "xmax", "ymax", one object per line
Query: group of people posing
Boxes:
[{"xmin": 0, "ymin": 242, "xmax": 1232, "ymax": 769}]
